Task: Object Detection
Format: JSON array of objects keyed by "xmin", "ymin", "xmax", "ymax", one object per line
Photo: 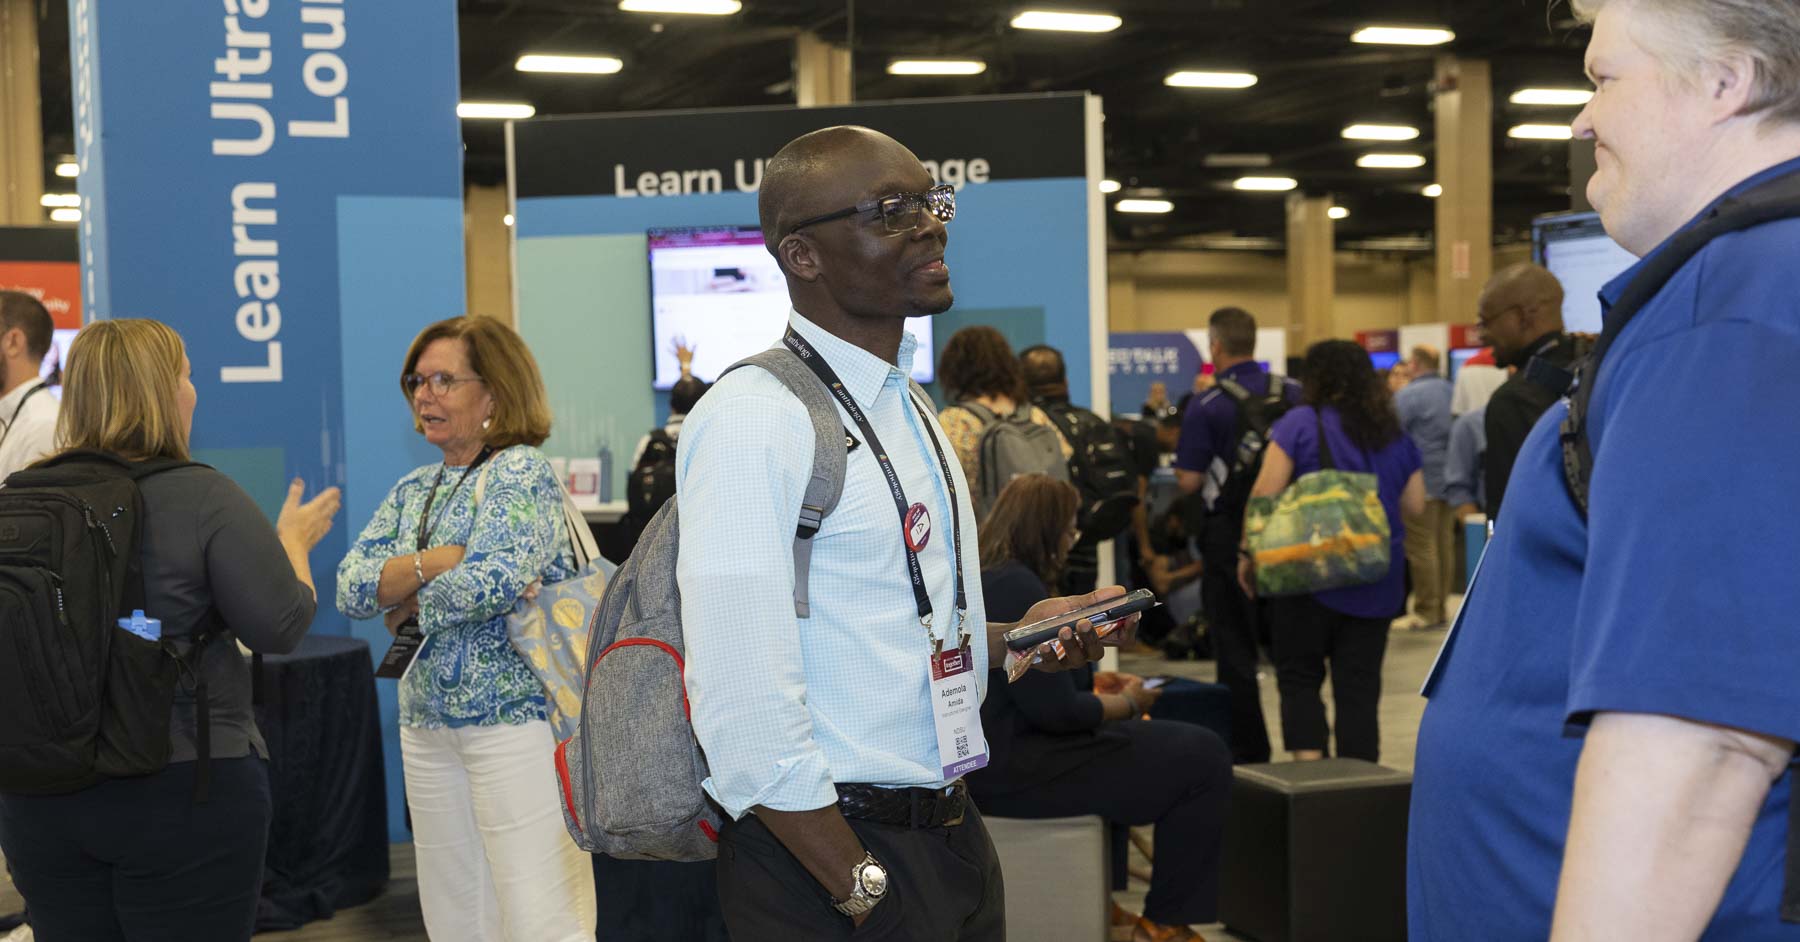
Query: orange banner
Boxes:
[{"xmin": 0, "ymin": 261, "xmax": 83, "ymax": 329}]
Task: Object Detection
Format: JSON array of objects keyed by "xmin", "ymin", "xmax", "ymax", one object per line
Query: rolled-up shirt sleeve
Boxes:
[
  {"xmin": 336, "ymin": 476, "xmax": 409, "ymax": 620},
  {"xmin": 678, "ymin": 378, "xmax": 837, "ymax": 820}
]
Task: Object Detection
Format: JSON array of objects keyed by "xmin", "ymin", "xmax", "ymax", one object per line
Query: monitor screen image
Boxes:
[
  {"xmin": 1367, "ymin": 350, "xmax": 1400, "ymax": 372},
  {"xmin": 1448, "ymin": 347, "xmax": 1482, "ymax": 380},
  {"xmin": 38, "ymin": 328, "xmax": 76, "ymax": 399},
  {"xmin": 1534, "ymin": 211, "xmax": 1637, "ymax": 336},
  {"xmin": 647, "ymin": 226, "xmax": 935, "ymax": 390}
]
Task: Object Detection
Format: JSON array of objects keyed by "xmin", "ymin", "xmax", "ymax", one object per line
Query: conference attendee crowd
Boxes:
[{"xmin": 4, "ymin": 1, "xmax": 1800, "ymax": 938}]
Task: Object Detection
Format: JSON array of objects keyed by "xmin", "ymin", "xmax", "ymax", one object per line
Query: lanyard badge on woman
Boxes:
[
  {"xmin": 784, "ymin": 327, "xmax": 988, "ymax": 779},
  {"xmin": 375, "ymin": 446, "xmax": 496, "ymax": 679}
]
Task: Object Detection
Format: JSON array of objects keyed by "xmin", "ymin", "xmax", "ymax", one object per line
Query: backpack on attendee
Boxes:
[
  {"xmin": 554, "ymin": 348, "xmax": 862, "ymax": 862},
  {"xmin": 1036, "ymin": 400, "xmax": 1139, "ymax": 541},
  {"xmin": 1553, "ymin": 168, "xmax": 1800, "ymax": 925},
  {"xmin": 0, "ymin": 451, "xmax": 219, "ymax": 797},
  {"xmin": 959, "ymin": 401, "xmax": 1071, "ymax": 517},
  {"xmin": 1210, "ymin": 374, "xmax": 1296, "ymax": 516},
  {"xmin": 626, "ymin": 428, "xmax": 678, "ymax": 541}
]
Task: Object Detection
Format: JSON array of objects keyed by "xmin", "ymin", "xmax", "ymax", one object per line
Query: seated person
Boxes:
[{"xmin": 966, "ymin": 475, "xmax": 1232, "ymax": 942}]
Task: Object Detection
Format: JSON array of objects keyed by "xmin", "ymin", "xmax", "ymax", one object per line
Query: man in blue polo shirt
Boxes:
[
  {"xmin": 1410, "ymin": 1, "xmax": 1800, "ymax": 938},
  {"xmin": 1174, "ymin": 306, "xmax": 1300, "ymax": 764}
]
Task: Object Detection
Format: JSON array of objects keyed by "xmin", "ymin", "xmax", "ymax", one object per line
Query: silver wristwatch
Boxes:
[{"xmin": 831, "ymin": 852, "xmax": 889, "ymax": 918}]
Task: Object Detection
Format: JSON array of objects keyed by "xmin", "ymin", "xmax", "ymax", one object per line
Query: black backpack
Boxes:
[
  {"xmin": 1036, "ymin": 399, "xmax": 1139, "ymax": 541},
  {"xmin": 627, "ymin": 429, "xmax": 678, "ymax": 541},
  {"xmin": 1210, "ymin": 374, "xmax": 1296, "ymax": 517},
  {"xmin": 1555, "ymin": 169, "xmax": 1800, "ymax": 924},
  {"xmin": 0, "ymin": 451, "xmax": 218, "ymax": 797}
]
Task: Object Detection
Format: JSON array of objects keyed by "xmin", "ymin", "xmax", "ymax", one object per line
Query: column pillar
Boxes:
[
  {"xmin": 1433, "ymin": 57, "xmax": 1493, "ymax": 322},
  {"xmin": 794, "ymin": 32, "xmax": 852, "ymax": 107},
  {"xmin": 464, "ymin": 183, "xmax": 514, "ymax": 323},
  {"xmin": 0, "ymin": 0, "xmax": 43, "ymax": 225},
  {"xmin": 1286, "ymin": 193, "xmax": 1334, "ymax": 347}
]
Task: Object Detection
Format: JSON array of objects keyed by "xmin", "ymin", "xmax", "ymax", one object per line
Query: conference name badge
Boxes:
[{"xmin": 930, "ymin": 643, "xmax": 989, "ymax": 778}]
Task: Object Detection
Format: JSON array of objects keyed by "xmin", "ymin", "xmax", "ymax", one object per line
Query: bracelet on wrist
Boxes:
[{"xmin": 413, "ymin": 552, "xmax": 428, "ymax": 587}]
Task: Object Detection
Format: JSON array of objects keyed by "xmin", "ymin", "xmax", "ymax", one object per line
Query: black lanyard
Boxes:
[
  {"xmin": 783, "ymin": 326, "xmax": 968, "ymax": 644},
  {"xmin": 416, "ymin": 446, "xmax": 494, "ymax": 552},
  {"xmin": 0, "ymin": 382, "xmax": 48, "ymax": 455}
]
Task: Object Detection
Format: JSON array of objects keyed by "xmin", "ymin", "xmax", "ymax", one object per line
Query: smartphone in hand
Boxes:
[{"xmin": 1002, "ymin": 589, "xmax": 1159, "ymax": 652}]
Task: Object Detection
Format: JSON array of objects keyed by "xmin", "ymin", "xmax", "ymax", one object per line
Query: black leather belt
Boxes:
[{"xmin": 835, "ymin": 782, "xmax": 968, "ymax": 829}]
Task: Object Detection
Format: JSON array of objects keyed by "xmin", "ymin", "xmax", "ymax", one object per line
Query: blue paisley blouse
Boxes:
[{"xmin": 337, "ymin": 445, "xmax": 577, "ymax": 729}]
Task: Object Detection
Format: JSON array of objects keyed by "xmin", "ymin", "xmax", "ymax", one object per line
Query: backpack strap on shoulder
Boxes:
[
  {"xmin": 724, "ymin": 350, "xmax": 847, "ymax": 618},
  {"xmin": 1217, "ymin": 378, "xmax": 1252, "ymax": 403}
]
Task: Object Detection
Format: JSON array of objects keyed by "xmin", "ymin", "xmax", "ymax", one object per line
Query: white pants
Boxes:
[{"xmin": 401, "ymin": 720, "xmax": 596, "ymax": 942}]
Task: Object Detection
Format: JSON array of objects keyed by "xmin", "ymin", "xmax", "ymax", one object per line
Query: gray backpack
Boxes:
[
  {"xmin": 553, "ymin": 348, "xmax": 849, "ymax": 861},
  {"xmin": 961, "ymin": 400, "xmax": 1072, "ymax": 517}
]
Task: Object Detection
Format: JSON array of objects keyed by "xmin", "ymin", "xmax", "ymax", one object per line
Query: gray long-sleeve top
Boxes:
[{"xmin": 138, "ymin": 466, "xmax": 316, "ymax": 762}]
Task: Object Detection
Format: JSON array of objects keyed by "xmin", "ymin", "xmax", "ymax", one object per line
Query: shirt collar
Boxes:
[
  {"xmin": 1218, "ymin": 360, "xmax": 1264, "ymax": 382},
  {"xmin": 1601, "ymin": 154, "xmax": 1800, "ymax": 308},
  {"xmin": 0, "ymin": 380, "xmax": 45, "ymax": 425},
  {"xmin": 788, "ymin": 309, "xmax": 918, "ymax": 409}
]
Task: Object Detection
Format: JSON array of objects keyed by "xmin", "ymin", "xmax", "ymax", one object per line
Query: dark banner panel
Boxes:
[{"xmin": 514, "ymin": 93, "xmax": 1089, "ymax": 198}]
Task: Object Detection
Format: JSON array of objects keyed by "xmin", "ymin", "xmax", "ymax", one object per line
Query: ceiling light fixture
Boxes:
[
  {"xmin": 516, "ymin": 54, "xmax": 623, "ymax": 74},
  {"xmin": 618, "ymin": 0, "xmax": 741, "ymax": 14},
  {"xmin": 1233, "ymin": 176, "xmax": 1298, "ymax": 192},
  {"xmin": 503, "ymin": 214, "xmax": 515, "ymax": 227},
  {"xmin": 1116, "ymin": 199, "xmax": 1174, "ymax": 214},
  {"xmin": 1509, "ymin": 123, "xmax": 1574, "ymax": 140},
  {"xmin": 1204, "ymin": 153, "xmax": 1271, "ymax": 168},
  {"xmin": 1165, "ymin": 70, "xmax": 1257, "ymax": 89},
  {"xmin": 458, "ymin": 101, "xmax": 536, "ymax": 120},
  {"xmin": 39, "ymin": 193, "xmax": 79, "ymax": 208},
  {"xmin": 1351, "ymin": 26, "xmax": 1455, "ymax": 46},
  {"xmin": 1343, "ymin": 123, "xmax": 1421, "ymax": 141},
  {"xmin": 1010, "ymin": 10, "xmax": 1122, "ymax": 32},
  {"xmin": 887, "ymin": 59, "xmax": 988, "ymax": 76},
  {"xmin": 49, "ymin": 208, "xmax": 80, "ymax": 223},
  {"xmin": 55, "ymin": 162, "xmax": 78, "ymax": 178},
  {"xmin": 1099, "ymin": 179, "xmax": 1122, "ymax": 193},
  {"xmin": 1422, "ymin": 183, "xmax": 1443, "ymax": 198},
  {"xmin": 1510, "ymin": 88, "xmax": 1594, "ymax": 106},
  {"xmin": 1357, "ymin": 153, "xmax": 1427, "ymax": 169},
  {"xmin": 1328, "ymin": 206, "xmax": 1350, "ymax": 220}
]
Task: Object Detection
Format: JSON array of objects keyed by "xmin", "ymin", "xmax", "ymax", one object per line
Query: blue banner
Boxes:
[
  {"xmin": 70, "ymin": 0, "xmax": 465, "ymax": 632},
  {"xmin": 71, "ymin": 0, "xmax": 466, "ymax": 841},
  {"xmin": 1109, "ymin": 331, "xmax": 1205, "ymax": 417}
]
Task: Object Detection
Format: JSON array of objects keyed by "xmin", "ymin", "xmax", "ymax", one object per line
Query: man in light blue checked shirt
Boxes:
[{"xmin": 678, "ymin": 126, "xmax": 1140, "ymax": 940}]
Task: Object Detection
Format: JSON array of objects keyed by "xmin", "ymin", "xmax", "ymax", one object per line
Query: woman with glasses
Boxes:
[
  {"xmin": 965, "ymin": 475, "xmax": 1232, "ymax": 942},
  {"xmin": 336, "ymin": 316, "xmax": 595, "ymax": 941}
]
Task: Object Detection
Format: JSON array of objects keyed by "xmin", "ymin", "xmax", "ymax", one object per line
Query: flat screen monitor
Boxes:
[
  {"xmin": 1448, "ymin": 347, "xmax": 1482, "ymax": 380},
  {"xmin": 1533, "ymin": 211, "xmax": 1637, "ymax": 335},
  {"xmin": 38, "ymin": 328, "xmax": 76, "ymax": 399},
  {"xmin": 648, "ymin": 226, "xmax": 935, "ymax": 390},
  {"xmin": 1367, "ymin": 350, "xmax": 1400, "ymax": 372}
]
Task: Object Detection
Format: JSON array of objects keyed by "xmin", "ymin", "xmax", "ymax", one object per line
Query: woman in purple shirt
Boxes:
[{"xmin": 1240, "ymin": 340, "xmax": 1424, "ymax": 762}]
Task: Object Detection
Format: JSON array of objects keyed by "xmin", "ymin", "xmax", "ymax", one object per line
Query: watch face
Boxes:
[{"xmin": 860, "ymin": 864, "xmax": 888, "ymax": 897}]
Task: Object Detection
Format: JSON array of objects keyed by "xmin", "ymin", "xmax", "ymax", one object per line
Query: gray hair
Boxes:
[{"xmin": 1571, "ymin": 0, "xmax": 1800, "ymax": 125}]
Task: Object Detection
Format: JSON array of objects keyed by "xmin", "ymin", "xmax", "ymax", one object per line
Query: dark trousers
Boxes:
[
  {"xmin": 975, "ymin": 720, "xmax": 1231, "ymax": 927},
  {"xmin": 716, "ymin": 802, "xmax": 1005, "ymax": 941},
  {"xmin": 594, "ymin": 854, "xmax": 729, "ymax": 941},
  {"xmin": 1200, "ymin": 535, "xmax": 1272, "ymax": 764},
  {"xmin": 0, "ymin": 758, "xmax": 272, "ymax": 942},
  {"xmin": 1269, "ymin": 595, "xmax": 1391, "ymax": 761}
]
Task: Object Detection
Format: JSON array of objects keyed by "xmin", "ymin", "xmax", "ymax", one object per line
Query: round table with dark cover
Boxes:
[{"xmin": 252, "ymin": 633, "xmax": 389, "ymax": 932}]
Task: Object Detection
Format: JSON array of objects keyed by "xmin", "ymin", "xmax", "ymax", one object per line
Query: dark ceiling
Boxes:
[{"xmin": 31, "ymin": 0, "xmax": 1594, "ymax": 251}]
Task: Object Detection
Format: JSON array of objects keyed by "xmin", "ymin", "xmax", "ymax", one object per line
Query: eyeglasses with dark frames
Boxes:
[
  {"xmin": 787, "ymin": 184, "xmax": 957, "ymax": 236},
  {"xmin": 402, "ymin": 371, "xmax": 486, "ymax": 397}
]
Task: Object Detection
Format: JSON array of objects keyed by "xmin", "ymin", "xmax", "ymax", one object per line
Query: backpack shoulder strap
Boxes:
[
  {"xmin": 1562, "ymin": 169, "xmax": 1800, "ymax": 516},
  {"xmin": 723, "ymin": 349, "xmax": 847, "ymax": 618},
  {"xmin": 1217, "ymin": 378, "xmax": 1252, "ymax": 403},
  {"xmin": 958, "ymin": 400, "xmax": 997, "ymax": 425}
]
